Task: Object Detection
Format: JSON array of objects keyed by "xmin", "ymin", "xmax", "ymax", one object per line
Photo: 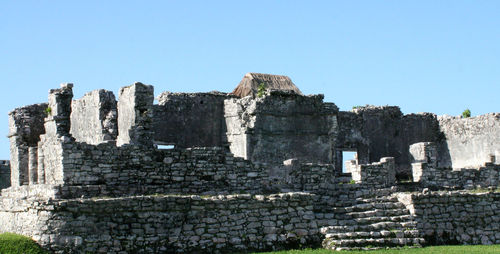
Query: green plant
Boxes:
[
  {"xmin": 348, "ymin": 179, "xmax": 356, "ymax": 184},
  {"xmin": 0, "ymin": 233, "xmax": 49, "ymax": 254},
  {"xmin": 352, "ymin": 105, "xmax": 362, "ymax": 109},
  {"xmin": 462, "ymin": 108, "xmax": 471, "ymax": 118},
  {"xmin": 257, "ymin": 82, "xmax": 267, "ymax": 97},
  {"xmin": 44, "ymin": 107, "xmax": 52, "ymax": 116}
]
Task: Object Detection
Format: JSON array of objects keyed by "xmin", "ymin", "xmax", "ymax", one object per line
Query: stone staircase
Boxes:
[{"xmin": 321, "ymin": 195, "xmax": 424, "ymax": 250}]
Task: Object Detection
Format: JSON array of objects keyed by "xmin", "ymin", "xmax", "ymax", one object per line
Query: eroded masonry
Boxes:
[{"xmin": 2, "ymin": 73, "xmax": 500, "ymax": 253}]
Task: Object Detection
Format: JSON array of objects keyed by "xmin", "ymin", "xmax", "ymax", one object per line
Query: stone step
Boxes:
[
  {"xmin": 344, "ymin": 208, "xmax": 409, "ymax": 218},
  {"xmin": 356, "ymin": 196, "xmax": 399, "ymax": 203},
  {"xmin": 321, "ymin": 221, "xmax": 417, "ymax": 234},
  {"xmin": 332, "ymin": 201, "xmax": 406, "ymax": 213},
  {"xmin": 323, "ymin": 237, "xmax": 425, "ymax": 249},
  {"xmin": 352, "ymin": 214, "xmax": 413, "ymax": 225},
  {"xmin": 324, "ymin": 229, "xmax": 420, "ymax": 240}
]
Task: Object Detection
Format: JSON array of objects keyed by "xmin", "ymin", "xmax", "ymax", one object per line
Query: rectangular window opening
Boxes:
[
  {"xmin": 342, "ymin": 151, "xmax": 357, "ymax": 174},
  {"xmin": 157, "ymin": 144, "xmax": 175, "ymax": 150}
]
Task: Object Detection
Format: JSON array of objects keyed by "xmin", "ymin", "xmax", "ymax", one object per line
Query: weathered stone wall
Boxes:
[
  {"xmin": 36, "ymin": 84, "xmax": 74, "ymax": 186},
  {"xmin": 70, "ymin": 89, "xmax": 117, "ymax": 144},
  {"xmin": 411, "ymin": 141, "xmax": 500, "ymax": 189},
  {"xmin": 153, "ymin": 92, "xmax": 231, "ymax": 148},
  {"xmin": 412, "ymin": 162, "xmax": 500, "ymax": 189},
  {"xmin": 7, "ymin": 103, "xmax": 47, "ymax": 187},
  {"xmin": 0, "ymin": 192, "xmax": 320, "ymax": 254},
  {"xmin": 397, "ymin": 192, "xmax": 500, "ymax": 245},
  {"xmin": 117, "ymin": 82, "xmax": 154, "ymax": 147},
  {"xmin": 55, "ymin": 144, "xmax": 268, "ymax": 198},
  {"xmin": 285, "ymin": 161, "xmax": 337, "ymax": 192},
  {"xmin": 437, "ymin": 114, "xmax": 500, "ymax": 169},
  {"xmin": 350, "ymin": 157, "xmax": 396, "ymax": 187},
  {"xmin": 337, "ymin": 107, "xmax": 440, "ymax": 178},
  {"xmin": 225, "ymin": 90, "xmax": 338, "ymax": 165}
]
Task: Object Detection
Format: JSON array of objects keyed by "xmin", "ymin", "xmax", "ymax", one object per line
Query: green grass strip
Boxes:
[
  {"xmin": 0, "ymin": 233, "xmax": 49, "ymax": 254},
  {"xmin": 254, "ymin": 245, "xmax": 500, "ymax": 254}
]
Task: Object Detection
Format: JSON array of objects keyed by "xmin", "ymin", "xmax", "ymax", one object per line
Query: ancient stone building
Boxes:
[{"xmin": 1, "ymin": 73, "xmax": 499, "ymax": 253}]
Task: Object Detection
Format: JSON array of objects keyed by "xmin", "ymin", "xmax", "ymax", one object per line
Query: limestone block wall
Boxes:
[
  {"xmin": 225, "ymin": 90, "xmax": 338, "ymax": 165},
  {"xmin": 7, "ymin": 103, "xmax": 47, "ymax": 187},
  {"xmin": 412, "ymin": 162, "xmax": 500, "ymax": 189},
  {"xmin": 336, "ymin": 108, "xmax": 440, "ymax": 178},
  {"xmin": 437, "ymin": 114, "xmax": 500, "ymax": 169},
  {"xmin": 153, "ymin": 92, "xmax": 231, "ymax": 148},
  {"xmin": 350, "ymin": 157, "xmax": 396, "ymax": 187},
  {"xmin": 55, "ymin": 143, "xmax": 268, "ymax": 198},
  {"xmin": 36, "ymin": 84, "xmax": 74, "ymax": 186},
  {"xmin": 287, "ymin": 163, "xmax": 337, "ymax": 192},
  {"xmin": 70, "ymin": 89, "xmax": 117, "ymax": 144},
  {"xmin": 117, "ymin": 82, "xmax": 154, "ymax": 147},
  {"xmin": 0, "ymin": 192, "xmax": 320, "ymax": 254},
  {"xmin": 398, "ymin": 192, "xmax": 500, "ymax": 245}
]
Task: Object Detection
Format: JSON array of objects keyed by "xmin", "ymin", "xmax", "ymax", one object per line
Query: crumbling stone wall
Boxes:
[
  {"xmin": 284, "ymin": 161, "xmax": 337, "ymax": 192},
  {"xmin": 412, "ymin": 162, "xmax": 500, "ymax": 189},
  {"xmin": 7, "ymin": 103, "xmax": 47, "ymax": 186},
  {"xmin": 411, "ymin": 142, "xmax": 500, "ymax": 188},
  {"xmin": 337, "ymin": 107, "xmax": 441, "ymax": 178},
  {"xmin": 36, "ymin": 84, "xmax": 74, "ymax": 185},
  {"xmin": 397, "ymin": 192, "xmax": 500, "ymax": 245},
  {"xmin": 350, "ymin": 157, "xmax": 396, "ymax": 187},
  {"xmin": 437, "ymin": 114, "xmax": 500, "ymax": 169},
  {"xmin": 153, "ymin": 92, "xmax": 231, "ymax": 148},
  {"xmin": 117, "ymin": 82, "xmax": 154, "ymax": 147},
  {"xmin": 0, "ymin": 192, "xmax": 320, "ymax": 254},
  {"xmin": 3, "ymin": 78, "xmax": 500, "ymax": 253},
  {"xmin": 57, "ymin": 145, "xmax": 268, "ymax": 198},
  {"xmin": 70, "ymin": 89, "xmax": 117, "ymax": 144},
  {"xmin": 225, "ymin": 90, "xmax": 338, "ymax": 165}
]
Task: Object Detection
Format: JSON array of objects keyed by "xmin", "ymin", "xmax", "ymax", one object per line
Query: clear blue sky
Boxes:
[{"xmin": 1, "ymin": 1, "xmax": 499, "ymax": 159}]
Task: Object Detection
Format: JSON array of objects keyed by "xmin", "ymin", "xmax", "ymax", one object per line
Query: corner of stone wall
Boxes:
[
  {"xmin": 8, "ymin": 103, "xmax": 49, "ymax": 187},
  {"xmin": 410, "ymin": 142, "xmax": 437, "ymax": 183},
  {"xmin": 351, "ymin": 157, "xmax": 396, "ymax": 187},
  {"xmin": 36, "ymin": 83, "xmax": 74, "ymax": 185},
  {"xmin": 70, "ymin": 89, "xmax": 117, "ymax": 144},
  {"xmin": 117, "ymin": 82, "xmax": 154, "ymax": 147}
]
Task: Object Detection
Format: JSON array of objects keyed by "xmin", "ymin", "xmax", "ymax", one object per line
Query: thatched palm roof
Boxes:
[{"xmin": 231, "ymin": 73, "xmax": 302, "ymax": 98}]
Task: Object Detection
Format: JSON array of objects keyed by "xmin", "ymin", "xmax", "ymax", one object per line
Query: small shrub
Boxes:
[
  {"xmin": 257, "ymin": 82, "xmax": 267, "ymax": 97},
  {"xmin": 462, "ymin": 108, "xmax": 471, "ymax": 118},
  {"xmin": 348, "ymin": 179, "xmax": 356, "ymax": 184},
  {"xmin": 44, "ymin": 107, "xmax": 52, "ymax": 116},
  {"xmin": 0, "ymin": 233, "xmax": 49, "ymax": 254}
]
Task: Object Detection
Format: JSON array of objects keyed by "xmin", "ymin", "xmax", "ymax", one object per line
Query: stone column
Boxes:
[
  {"xmin": 8, "ymin": 135, "xmax": 27, "ymax": 187},
  {"xmin": 381, "ymin": 157, "xmax": 396, "ymax": 186},
  {"xmin": 28, "ymin": 147, "xmax": 38, "ymax": 185},
  {"xmin": 44, "ymin": 83, "xmax": 73, "ymax": 137},
  {"xmin": 117, "ymin": 82, "xmax": 154, "ymax": 147},
  {"xmin": 7, "ymin": 103, "xmax": 48, "ymax": 187},
  {"xmin": 38, "ymin": 83, "xmax": 74, "ymax": 185},
  {"xmin": 409, "ymin": 142, "xmax": 438, "ymax": 167},
  {"xmin": 37, "ymin": 142, "xmax": 45, "ymax": 184}
]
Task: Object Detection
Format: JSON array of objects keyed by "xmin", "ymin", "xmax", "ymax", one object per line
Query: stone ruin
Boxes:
[{"xmin": 1, "ymin": 72, "xmax": 499, "ymax": 253}]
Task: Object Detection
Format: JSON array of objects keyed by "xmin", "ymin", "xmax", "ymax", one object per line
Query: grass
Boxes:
[
  {"xmin": 254, "ymin": 245, "xmax": 500, "ymax": 254},
  {"xmin": 0, "ymin": 233, "xmax": 49, "ymax": 254},
  {"xmin": 469, "ymin": 187, "xmax": 500, "ymax": 193}
]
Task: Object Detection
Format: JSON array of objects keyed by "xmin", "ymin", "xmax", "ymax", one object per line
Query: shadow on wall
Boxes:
[
  {"xmin": 336, "ymin": 109, "xmax": 456, "ymax": 180},
  {"xmin": 0, "ymin": 160, "xmax": 10, "ymax": 189}
]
